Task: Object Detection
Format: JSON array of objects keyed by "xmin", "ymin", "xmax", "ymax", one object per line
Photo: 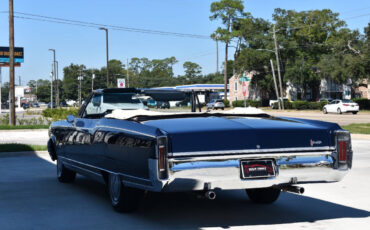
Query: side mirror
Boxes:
[{"xmin": 67, "ymin": 114, "xmax": 75, "ymax": 123}]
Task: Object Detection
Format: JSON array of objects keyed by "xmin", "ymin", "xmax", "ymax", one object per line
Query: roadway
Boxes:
[{"xmin": 0, "ymin": 139, "xmax": 369, "ymax": 229}]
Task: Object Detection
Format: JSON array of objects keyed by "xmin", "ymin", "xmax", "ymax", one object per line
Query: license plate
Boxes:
[{"xmin": 241, "ymin": 160, "xmax": 275, "ymax": 179}]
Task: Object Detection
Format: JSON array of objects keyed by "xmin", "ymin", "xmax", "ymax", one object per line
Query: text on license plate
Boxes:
[{"xmin": 241, "ymin": 160, "xmax": 275, "ymax": 179}]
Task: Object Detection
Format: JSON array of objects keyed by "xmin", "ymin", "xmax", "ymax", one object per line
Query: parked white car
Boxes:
[{"xmin": 323, "ymin": 99, "xmax": 359, "ymax": 114}]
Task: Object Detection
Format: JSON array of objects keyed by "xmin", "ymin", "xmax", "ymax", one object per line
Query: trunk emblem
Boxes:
[{"xmin": 310, "ymin": 139, "xmax": 322, "ymax": 147}]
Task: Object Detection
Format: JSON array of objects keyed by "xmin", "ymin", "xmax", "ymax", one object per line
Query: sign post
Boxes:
[
  {"xmin": 242, "ymin": 81, "xmax": 247, "ymax": 107},
  {"xmin": 117, "ymin": 78, "xmax": 126, "ymax": 88}
]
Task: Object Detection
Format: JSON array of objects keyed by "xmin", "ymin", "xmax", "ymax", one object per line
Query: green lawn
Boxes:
[
  {"xmin": 341, "ymin": 123, "xmax": 370, "ymax": 135},
  {"xmin": 0, "ymin": 144, "xmax": 47, "ymax": 152},
  {"xmin": 0, "ymin": 125, "xmax": 49, "ymax": 130}
]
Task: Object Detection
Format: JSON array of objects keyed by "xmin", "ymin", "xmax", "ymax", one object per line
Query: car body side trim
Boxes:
[
  {"xmin": 97, "ymin": 125, "xmax": 156, "ymax": 138},
  {"xmin": 58, "ymin": 156, "xmax": 152, "ymax": 185}
]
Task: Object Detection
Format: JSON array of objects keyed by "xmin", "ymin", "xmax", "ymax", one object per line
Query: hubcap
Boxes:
[
  {"xmin": 57, "ymin": 160, "xmax": 62, "ymax": 177},
  {"xmin": 109, "ymin": 174, "xmax": 121, "ymax": 204}
]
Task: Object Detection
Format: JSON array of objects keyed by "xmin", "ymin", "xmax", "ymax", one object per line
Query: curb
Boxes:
[{"xmin": 351, "ymin": 134, "xmax": 370, "ymax": 140}]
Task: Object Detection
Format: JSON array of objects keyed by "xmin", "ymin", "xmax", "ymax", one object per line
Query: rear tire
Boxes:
[
  {"xmin": 108, "ymin": 173, "xmax": 140, "ymax": 213},
  {"xmin": 323, "ymin": 108, "xmax": 327, "ymax": 114},
  {"xmin": 337, "ymin": 108, "xmax": 342, "ymax": 114},
  {"xmin": 246, "ymin": 187, "xmax": 281, "ymax": 204},
  {"xmin": 57, "ymin": 159, "xmax": 76, "ymax": 183},
  {"xmin": 352, "ymin": 111, "xmax": 358, "ymax": 114}
]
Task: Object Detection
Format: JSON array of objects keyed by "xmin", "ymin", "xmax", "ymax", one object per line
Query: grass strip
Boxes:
[
  {"xmin": 0, "ymin": 125, "xmax": 49, "ymax": 130},
  {"xmin": 0, "ymin": 144, "xmax": 47, "ymax": 152},
  {"xmin": 341, "ymin": 123, "xmax": 370, "ymax": 135}
]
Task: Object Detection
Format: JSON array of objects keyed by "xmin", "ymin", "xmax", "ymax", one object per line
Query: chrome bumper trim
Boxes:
[
  {"xmin": 170, "ymin": 146, "xmax": 335, "ymax": 157},
  {"xmin": 160, "ymin": 151, "xmax": 347, "ymax": 192}
]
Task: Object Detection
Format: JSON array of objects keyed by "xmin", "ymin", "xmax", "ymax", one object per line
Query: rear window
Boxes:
[
  {"xmin": 216, "ymin": 99, "xmax": 223, "ymax": 102},
  {"xmin": 342, "ymin": 99, "xmax": 353, "ymax": 103}
]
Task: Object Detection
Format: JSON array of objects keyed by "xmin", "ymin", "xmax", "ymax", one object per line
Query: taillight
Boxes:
[
  {"xmin": 335, "ymin": 130, "xmax": 352, "ymax": 169},
  {"xmin": 343, "ymin": 103, "xmax": 350, "ymax": 106},
  {"xmin": 157, "ymin": 137, "xmax": 168, "ymax": 179},
  {"xmin": 158, "ymin": 145, "xmax": 166, "ymax": 171},
  {"xmin": 338, "ymin": 141, "xmax": 347, "ymax": 162}
]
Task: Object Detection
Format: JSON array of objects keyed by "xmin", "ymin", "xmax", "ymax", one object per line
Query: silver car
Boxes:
[{"xmin": 207, "ymin": 99, "xmax": 225, "ymax": 110}]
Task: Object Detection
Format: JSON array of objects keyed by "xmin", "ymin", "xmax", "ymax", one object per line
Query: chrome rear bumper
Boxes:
[{"xmin": 159, "ymin": 151, "xmax": 349, "ymax": 192}]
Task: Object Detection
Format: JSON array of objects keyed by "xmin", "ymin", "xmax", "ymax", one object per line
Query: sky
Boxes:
[{"xmin": 0, "ymin": 0, "xmax": 369, "ymax": 85}]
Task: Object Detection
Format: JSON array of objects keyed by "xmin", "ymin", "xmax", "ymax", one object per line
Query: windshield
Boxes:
[{"xmin": 84, "ymin": 93, "xmax": 146, "ymax": 117}]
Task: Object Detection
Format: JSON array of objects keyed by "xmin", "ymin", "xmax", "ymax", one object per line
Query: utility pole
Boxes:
[
  {"xmin": 216, "ymin": 39, "xmax": 219, "ymax": 74},
  {"xmin": 99, "ymin": 27, "xmax": 109, "ymax": 88},
  {"xmin": 270, "ymin": 59, "xmax": 281, "ymax": 110},
  {"xmin": 55, "ymin": 60, "xmax": 59, "ymax": 106},
  {"xmin": 35, "ymin": 80, "xmax": 38, "ymax": 102},
  {"xmin": 91, "ymin": 73, "xmax": 95, "ymax": 92},
  {"xmin": 126, "ymin": 58, "xmax": 129, "ymax": 88},
  {"xmin": 273, "ymin": 24, "xmax": 284, "ymax": 110},
  {"xmin": 9, "ymin": 0, "xmax": 15, "ymax": 125},
  {"xmin": 49, "ymin": 49, "xmax": 57, "ymax": 107}
]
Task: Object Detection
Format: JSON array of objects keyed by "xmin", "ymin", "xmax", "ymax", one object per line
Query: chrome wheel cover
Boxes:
[
  {"xmin": 109, "ymin": 174, "xmax": 121, "ymax": 204},
  {"xmin": 57, "ymin": 160, "xmax": 62, "ymax": 177}
]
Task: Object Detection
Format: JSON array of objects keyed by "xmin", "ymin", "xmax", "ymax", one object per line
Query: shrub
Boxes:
[
  {"xmin": 42, "ymin": 108, "xmax": 79, "ymax": 121},
  {"xmin": 232, "ymin": 100, "xmax": 260, "ymax": 108},
  {"xmin": 272, "ymin": 101, "xmax": 293, "ymax": 109},
  {"xmin": 223, "ymin": 99, "xmax": 230, "ymax": 108},
  {"xmin": 353, "ymin": 98, "xmax": 370, "ymax": 110}
]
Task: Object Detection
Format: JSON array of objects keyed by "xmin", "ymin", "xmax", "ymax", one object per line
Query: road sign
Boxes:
[
  {"xmin": 239, "ymin": 76, "xmax": 250, "ymax": 82},
  {"xmin": 117, "ymin": 78, "xmax": 126, "ymax": 88},
  {"xmin": 242, "ymin": 81, "xmax": 247, "ymax": 96}
]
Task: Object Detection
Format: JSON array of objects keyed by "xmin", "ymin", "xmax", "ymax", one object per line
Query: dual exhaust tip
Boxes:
[{"xmin": 202, "ymin": 185, "xmax": 304, "ymax": 200}]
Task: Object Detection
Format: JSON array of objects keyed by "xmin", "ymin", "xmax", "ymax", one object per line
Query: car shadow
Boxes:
[
  {"xmin": 3, "ymin": 152, "xmax": 368, "ymax": 230},
  {"xmin": 68, "ymin": 172, "xmax": 370, "ymax": 230}
]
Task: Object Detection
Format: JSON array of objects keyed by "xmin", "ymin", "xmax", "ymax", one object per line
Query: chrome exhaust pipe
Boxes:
[
  {"xmin": 205, "ymin": 190, "xmax": 216, "ymax": 200},
  {"xmin": 282, "ymin": 186, "xmax": 305, "ymax": 194}
]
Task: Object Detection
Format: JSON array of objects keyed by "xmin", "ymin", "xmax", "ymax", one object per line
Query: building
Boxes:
[
  {"xmin": 356, "ymin": 79, "xmax": 370, "ymax": 99},
  {"xmin": 228, "ymin": 71, "xmax": 258, "ymax": 103}
]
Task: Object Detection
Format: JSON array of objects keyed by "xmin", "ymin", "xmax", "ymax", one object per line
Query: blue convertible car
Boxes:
[{"xmin": 48, "ymin": 88, "xmax": 352, "ymax": 212}]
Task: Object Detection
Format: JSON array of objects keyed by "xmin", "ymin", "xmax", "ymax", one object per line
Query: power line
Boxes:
[{"xmin": 7, "ymin": 11, "xmax": 210, "ymax": 39}]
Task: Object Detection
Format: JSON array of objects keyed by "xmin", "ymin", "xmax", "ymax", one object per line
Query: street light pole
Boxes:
[
  {"xmin": 99, "ymin": 27, "xmax": 109, "ymax": 88},
  {"xmin": 50, "ymin": 71, "xmax": 53, "ymax": 108},
  {"xmin": 78, "ymin": 75, "xmax": 83, "ymax": 106}
]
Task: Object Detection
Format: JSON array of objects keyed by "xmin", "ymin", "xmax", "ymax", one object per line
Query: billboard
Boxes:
[{"xmin": 0, "ymin": 47, "xmax": 24, "ymax": 63}]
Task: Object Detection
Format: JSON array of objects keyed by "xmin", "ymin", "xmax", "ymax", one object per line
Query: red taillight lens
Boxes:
[
  {"xmin": 158, "ymin": 145, "xmax": 166, "ymax": 171},
  {"xmin": 343, "ymin": 103, "xmax": 350, "ymax": 106},
  {"xmin": 338, "ymin": 141, "xmax": 347, "ymax": 162}
]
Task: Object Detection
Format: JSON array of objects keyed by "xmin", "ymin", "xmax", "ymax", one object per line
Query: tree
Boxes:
[
  {"xmin": 210, "ymin": 0, "xmax": 244, "ymax": 99},
  {"xmin": 183, "ymin": 61, "xmax": 202, "ymax": 83}
]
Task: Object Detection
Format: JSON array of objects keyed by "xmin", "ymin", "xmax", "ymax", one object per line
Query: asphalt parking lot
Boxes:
[{"xmin": 0, "ymin": 139, "xmax": 369, "ymax": 230}]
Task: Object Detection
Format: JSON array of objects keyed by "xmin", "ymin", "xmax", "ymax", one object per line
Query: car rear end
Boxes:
[
  {"xmin": 146, "ymin": 117, "xmax": 353, "ymax": 193},
  {"xmin": 341, "ymin": 100, "xmax": 359, "ymax": 113}
]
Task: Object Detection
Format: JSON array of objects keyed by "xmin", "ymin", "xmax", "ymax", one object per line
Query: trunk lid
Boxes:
[{"xmin": 144, "ymin": 116, "xmax": 334, "ymax": 155}]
